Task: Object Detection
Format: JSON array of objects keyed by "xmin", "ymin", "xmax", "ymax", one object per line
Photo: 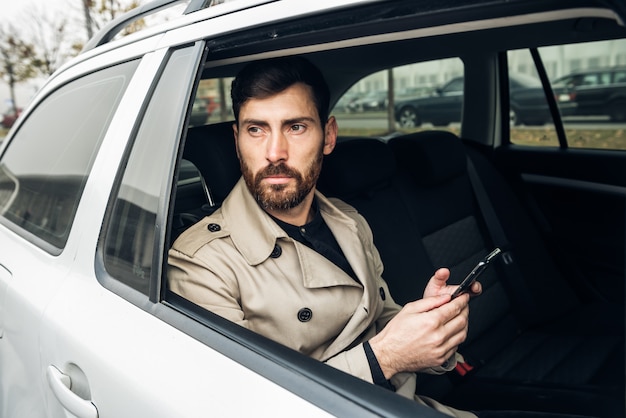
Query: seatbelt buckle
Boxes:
[
  {"xmin": 454, "ymin": 361, "xmax": 474, "ymax": 377},
  {"xmin": 453, "ymin": 353, "xmax": 475, "ymax": 377}
]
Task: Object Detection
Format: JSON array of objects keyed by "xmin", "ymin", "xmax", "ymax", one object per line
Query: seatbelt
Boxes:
[{"xmin": 465, "ymin": 155, "xmax": 538, "ymax": 326}]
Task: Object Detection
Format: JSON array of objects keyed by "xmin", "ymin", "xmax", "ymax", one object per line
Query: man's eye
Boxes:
[
  {"xmin": 290, "ymin": 124, "xmax": 305, "ymax": 132},
  {"xmin": 248, "ymin": 126, "xmax": 262, "ymax": 135}
]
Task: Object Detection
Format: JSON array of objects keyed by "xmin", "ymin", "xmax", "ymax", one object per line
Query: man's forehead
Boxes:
[{"xmin": 239, "ymin": 83, "xmax": 319, "ymax": 121}]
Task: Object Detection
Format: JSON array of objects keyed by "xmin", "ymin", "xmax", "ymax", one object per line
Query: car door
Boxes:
[
  {"xmin": 32, "ymin": 42, "xmax": 340, "ymax": 418},
  {"xmin": 0, "ymin": 32, "xmax": 336, "ymax": 416},
  {"xmin": 498, "ymin": 40, "xmax": 626, "ymax": 304},
  {"xmin": 0, "ymin": 52, "xmax": 143, "ymax": 418}
]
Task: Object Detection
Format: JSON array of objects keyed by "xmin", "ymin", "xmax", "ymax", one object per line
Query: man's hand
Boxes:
[
  {"xmin": 369, "ymin": 268, "xmax": 481, "ymax": 380},
  {"xmin": 369, "ymin": 293, "xmax": 470, "ymax": 379}
]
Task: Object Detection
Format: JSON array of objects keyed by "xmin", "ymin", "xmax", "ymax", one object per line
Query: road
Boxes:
[{"xmin": 334, "ymin": 111, "xmax": 626, "ymax": 130}]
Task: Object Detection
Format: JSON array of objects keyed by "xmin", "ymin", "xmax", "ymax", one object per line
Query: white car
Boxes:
[{"xmin": 1, "ymin": 0, "xmax": 625, "ymax": 417}]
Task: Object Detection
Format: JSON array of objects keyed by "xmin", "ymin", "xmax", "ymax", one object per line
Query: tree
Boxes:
[
  {"xmin": 81, "ymin": 0, "xmax": 142, "ymax": 43},
  {"xmin": 24, "ymin": 8, "xmax": 70, "ymax": 77},
  {"xmin": 0, "ymin": 25, "xmax": 37, "ymax": 114}
]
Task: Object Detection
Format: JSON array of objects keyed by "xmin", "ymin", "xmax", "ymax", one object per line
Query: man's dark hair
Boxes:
[{"xmin": 231, "ymin": 56, "xmax": 330, "ymax": 126}]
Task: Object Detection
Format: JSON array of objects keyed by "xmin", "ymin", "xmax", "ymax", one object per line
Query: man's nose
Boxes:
[{"xmin": 266, "ymin": 130, "xmax": 288, "ymax": 163}]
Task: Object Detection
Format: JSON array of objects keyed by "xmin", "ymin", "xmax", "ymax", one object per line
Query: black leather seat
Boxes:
[
  {"xmin": 318, "ymin": 132, "xmax": 624, "ymax": 417},
  {"xmin": 387, "ymin": 131, "xmax": 624, "ymax": 417}
]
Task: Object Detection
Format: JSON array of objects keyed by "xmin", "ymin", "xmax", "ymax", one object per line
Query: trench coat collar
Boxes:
[
  {"xmin": 221, "ymin": 178, "xmax": 364, "ymax": 286},
  {"xmin": 221, "ymin": 178, "xmax": 288, "ymax": 266}
]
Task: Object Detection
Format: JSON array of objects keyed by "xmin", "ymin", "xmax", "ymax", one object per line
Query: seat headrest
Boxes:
[
  {"xmin": 183, "ymin": 121, "xmax": 241, "ymax": 204},
  {"xmin": 318, "ymin": 138, "xmax": 396, "ymax": 199},
  {"xmin": 388, "ymin": 130, "xmax": 466, "ymax": 186}
]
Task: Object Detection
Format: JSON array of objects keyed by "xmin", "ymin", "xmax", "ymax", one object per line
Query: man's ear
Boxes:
[{"xmin": 323, "ymin": 116, "xmax": 338, "ymax": 155}]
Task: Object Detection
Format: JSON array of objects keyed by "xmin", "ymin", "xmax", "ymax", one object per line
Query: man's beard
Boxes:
[{"xmin": 240, "ymin": 151, "xmax": 323, "ymax": 212}]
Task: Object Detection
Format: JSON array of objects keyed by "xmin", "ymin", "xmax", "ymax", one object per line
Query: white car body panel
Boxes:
[{"xmin": 38, "ymin": 268, "xmax": 332, "ymax": 417}]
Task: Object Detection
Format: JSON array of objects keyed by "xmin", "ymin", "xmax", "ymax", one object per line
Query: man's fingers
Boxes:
[
  {"xmin": 432, "ymin": 267, "xmax": 450, "ymax": 285},
  {"xmin": 470, "ymin": 280, "xmax": 482, "ymax": 296},
  {"xmin": 404, "ymin": 294, "xmax": 451, "ymax": 313}
]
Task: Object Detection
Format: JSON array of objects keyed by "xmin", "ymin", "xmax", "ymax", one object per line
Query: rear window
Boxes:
[{"xmin": 0, "ymin": 60, "xmax": 139, "ymax": 250}]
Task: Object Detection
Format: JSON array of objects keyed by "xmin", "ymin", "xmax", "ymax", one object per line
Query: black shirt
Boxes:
[{"xmin": 270, "ymin": 202, "xmax": 358, "ymax": 282}]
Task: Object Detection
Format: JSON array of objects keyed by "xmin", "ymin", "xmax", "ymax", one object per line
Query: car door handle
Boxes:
[{"xmin": 47, "ymin": 365, "xmax": 98, "ymax": 418}]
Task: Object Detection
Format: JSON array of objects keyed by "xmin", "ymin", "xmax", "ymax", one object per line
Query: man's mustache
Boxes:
[{"xmin": 258, "ymin": 163, "xmax": 301, "ymax": 179}]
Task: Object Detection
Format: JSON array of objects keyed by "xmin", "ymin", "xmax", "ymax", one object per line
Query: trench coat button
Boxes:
[
  {"xmin": 270, "ymin": 244, "xmax": 282, "ymax": 258},
  {"xmin": 379, "ymin": 287, "xmax": 386, "ymax": 301},
  {"xmin": 297, "ymin": 308, "xmax": 313, "ymax": 322},
  {"xmin": 207, "ymin": 223, "xmax": 221, "ymax": 232}
]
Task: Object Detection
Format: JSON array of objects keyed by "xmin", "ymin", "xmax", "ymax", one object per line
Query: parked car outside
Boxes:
[
  {"xmin": 553, "ymin": 66, "xmax": 626, "ymax": 121},
  {"xmin": 394, "ymin": 77, "xmax": 464, "ymax": 127},
  {"xmin": 395, "ymin": 74, "xmax": 552, "ymax": 127},
  {"xmin": 333, "ymin": 91, "xmax": 362, "ymax": 113},
  {"xmin": 1, "ymin": 0, "xmax": 624, "ymax": 417},
  {"xmin": 395, "ymin": 86, "xmax": 434, "ymax": 99},
  {"xmin": 347, "ymin": 90, "xmax": 388, "ymax": 112}
]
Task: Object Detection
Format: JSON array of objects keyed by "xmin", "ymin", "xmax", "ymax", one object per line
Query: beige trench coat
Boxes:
[{"xmin": 168, "ymin": 178, "xmax": 475, "ymax": 418}]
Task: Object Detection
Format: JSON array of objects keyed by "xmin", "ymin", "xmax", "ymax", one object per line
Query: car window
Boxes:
[
  {"xmin": 0, "ymin": 60, "xmax": 139, "ymax": 250},
  {"xmin": 333, "ymin": 58, "xmax": 463, "ymax": 136},
  {"xmin": 194, "ymin": 76, "xmax": 234, "ymax": 125},
  {"xmin": 581, "ymin": 74, "xmax": 598, "ymax": 86},
  {"xmin": 508, "ymin": 38, "xmax": 626, "ymax": 150},
  {"xmin": 102, "ymin": 46, "xmax": 201, "ymax": 295}
]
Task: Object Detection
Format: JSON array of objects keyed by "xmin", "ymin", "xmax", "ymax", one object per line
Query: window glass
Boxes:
[
  {"xmin": 190, "ymin": 77, "xmax": 234, "ymax": 126},
  {"xmin": 508, "ymin": 39, "xmax": 626, "ymax": 150},
  {"xmin": 103, "ymin": 46, "xmax": 199, "ymax": 294},
  {"xmin": 333, "ymin": 58, "xmax": 463, "ymax": 137},
  {"xmin": 507, "ymin": 48, "xmax": 559, "ymax": 147},
  {"xmin": 0, "ymin": 60, "xmax": 139, "ymax": 249}
]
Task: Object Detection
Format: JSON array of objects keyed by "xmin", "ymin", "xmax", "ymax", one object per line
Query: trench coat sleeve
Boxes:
[
  {"xmin": 169, "ymin": 243, "xmax": 382, "ymax": 384},
  {"xmin": 168, "ymin": 246, "xmax": 248, "ymax": 324}
]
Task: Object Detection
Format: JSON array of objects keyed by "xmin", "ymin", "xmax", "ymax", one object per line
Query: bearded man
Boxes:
[{"xmin": 168, "ymin": 56, "xmax": 479, "ymax": 418}]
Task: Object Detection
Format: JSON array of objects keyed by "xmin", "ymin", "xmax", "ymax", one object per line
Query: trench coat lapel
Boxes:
[
  {"xmin": 222, "ymin": 178, "xmax": 288, "ymax": 265},
  {"xmin": 316, "ymin": 192, "xmax": 381, "ymax": 357}
]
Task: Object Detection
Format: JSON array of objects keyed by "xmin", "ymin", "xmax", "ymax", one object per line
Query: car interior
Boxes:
[{"xmin": 166, "ymin": 1, "xmax": 625, "ymax": 416}]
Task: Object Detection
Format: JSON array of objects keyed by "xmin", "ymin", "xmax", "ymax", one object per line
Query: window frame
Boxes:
[{"xmin": 96, "ymin": 42, "xmax": 206, "ymax": 303}]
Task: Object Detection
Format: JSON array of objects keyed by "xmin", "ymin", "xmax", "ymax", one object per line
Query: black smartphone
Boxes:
[{"xmin": 450, "ymin": 248, "xmax": 502, "ymax": 299}]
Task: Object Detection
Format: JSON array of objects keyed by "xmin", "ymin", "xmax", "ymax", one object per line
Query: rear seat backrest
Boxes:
[
  {"xmin": 171, "ymin": 122, "xmax": 242, "ymax": 243},
  {"xmin": 318, "ymin": 138, "xmax": 435, "ymax": 304},
  {"xmin": 388, "ymin": 131, "xmax": 519, "ymax": 351},
  {"xmin": 183, "ymin": 121, "xmax": 241, "ymax": 207}
]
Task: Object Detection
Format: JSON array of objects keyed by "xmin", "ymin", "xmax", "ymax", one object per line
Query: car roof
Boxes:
[{"xmin": 32, "ymin": 0, "xmax": 626, "ymax": 118}]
